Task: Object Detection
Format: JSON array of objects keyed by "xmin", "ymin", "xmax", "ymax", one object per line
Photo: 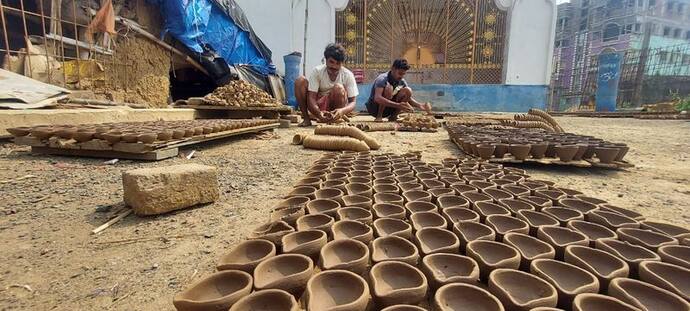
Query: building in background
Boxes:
[{"xmin": 552, "ymin": 0, "xmax": 690, "ymax": 111}]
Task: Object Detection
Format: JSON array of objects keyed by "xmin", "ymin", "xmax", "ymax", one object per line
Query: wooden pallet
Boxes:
[
  {"xmin": 22, "ymin": 123, "xmax": 279, "ymax": 161},
  {"xmin": 174, "ymin": 104, "xmax": 293, "ymax": 119},
  {"xmin": 549, "ymin": 111, "xmax": 688, "ymax": 119}
]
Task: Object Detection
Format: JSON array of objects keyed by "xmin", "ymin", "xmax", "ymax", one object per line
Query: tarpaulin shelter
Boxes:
[{"xmin": 151, "ymin": 0, "xmax": 275, "ymax": 78}]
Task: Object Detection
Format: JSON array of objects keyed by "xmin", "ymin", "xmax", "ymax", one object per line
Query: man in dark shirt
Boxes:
[{"xmin": 365, "ymin": 59, "xmax": 432, "ymax": 122}]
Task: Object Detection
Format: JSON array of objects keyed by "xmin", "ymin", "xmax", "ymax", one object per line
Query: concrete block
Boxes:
[{"xmin": 123, "ymin": 164, "xmax": 219, "ymax": 216}]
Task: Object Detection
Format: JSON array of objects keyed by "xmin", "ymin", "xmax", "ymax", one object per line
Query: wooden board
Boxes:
[
  {"xmin": 32, "ymin": 146, "xmax": 179, "ymax": 161},
  {"xmin": 174, "ymin": 105, "xmax": 293, "ymax": 120}
]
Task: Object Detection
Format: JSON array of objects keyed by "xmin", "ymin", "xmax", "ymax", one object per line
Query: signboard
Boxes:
[{"xmin": 595, "ymin": 52, "xmax": 622, "ymax": 112}]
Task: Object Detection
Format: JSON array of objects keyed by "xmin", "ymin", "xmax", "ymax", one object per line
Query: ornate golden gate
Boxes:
[{"xmin": 336, "ymin": 0, "xmax": 506, "ymax": 84}]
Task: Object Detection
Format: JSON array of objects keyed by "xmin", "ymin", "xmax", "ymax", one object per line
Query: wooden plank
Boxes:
[
  {"xmin": 153, "ymin": 123, "xmax": 280, "ymax": 150},
  {"xmin": 174, "ymin": 105, "xmax": 292, "ymax": 113},
  {"xmin": 31, "ymin": 146, "xmax": 180, "ymax": 161}
]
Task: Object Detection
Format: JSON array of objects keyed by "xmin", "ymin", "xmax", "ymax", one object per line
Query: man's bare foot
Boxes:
[
  {"xmin": 298, "ymin": 120, "xmax": 312, "ymax": 127},
  {"xmin": 374, "ymin": 118, "xmax": 384, "ymax": 122}
]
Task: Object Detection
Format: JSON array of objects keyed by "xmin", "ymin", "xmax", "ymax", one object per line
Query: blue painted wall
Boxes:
[{"xmin": 355, "ymin": 84, "xmax": 548, "ymax": 112}]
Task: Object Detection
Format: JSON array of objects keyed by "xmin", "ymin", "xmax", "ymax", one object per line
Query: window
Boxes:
[
  {"xmin": 649, "ymin": 0, "xmax": 656, "ymax": 7},
  {"xmin": 666, "ymin": 1, "xmax": 674, "ymax": 12},
  {"xmin": 686, "ymin": 31, "xmax": 690, "ymax": 40},
  {"xmin": 592, "ymin": 31, "xmax": 602, "ymax": 40},
  {"xmin": 583, "ymin": 0, "xmax": 590, "ymax": 7},
  {"xmin": 623, "ymin": 24, "xmax": 633, "ymax": 34},
  {"xmin": 634, "ymin": 23, "xmax": 642, "ymax": 32},
  {"xmin": 678, "ymin": 4, "xmax": 685, "ymax": 14},
  {"xmin": 638, "ymin": 0, "xmax": 644, "ymax": 7},
  {"xmin": 603, "ymin": 23, "xmax": 621, "ymax": 41},
  {"xmin": 674, "ymin": 28, "xmax": 682, "ymax": 38},
  {"xmin": 659, "ymin": 51, "xmax": 668, "ymax": 63},
  {"xmin": 663, "ymin": 26, "xmax": 671, "ymax": 36},
  {"xmin": 683, "ymin": 55, "xmax": 690, "ymax": 65}
]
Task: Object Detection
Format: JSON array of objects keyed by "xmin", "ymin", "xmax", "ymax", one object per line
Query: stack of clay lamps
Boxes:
[
  {"xmin": 398, "ymin": 113, "xmax": 440, "ymax": 132},
  {"xmin": 447, "ymin": 124, "xmax": 631, "ymax": 164},
  {"xmin": 7, "ymin": 119, "xmax": 277, "ymax": 145},
  {"xmin": 173, "ymin": 152, "xmax": 690, "ymax": 311},
  {"xmin": 293, "ymin": 125, "xmax": 381, "ymax": 152}
]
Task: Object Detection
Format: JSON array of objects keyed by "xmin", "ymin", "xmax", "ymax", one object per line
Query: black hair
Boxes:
[
  {"xmin": 392, "ymin": 58, "xmax": 410, "ymax": 70},
  {"xmin": 324, "ymin": 43, "xmax": 346, "ymax": 62}
]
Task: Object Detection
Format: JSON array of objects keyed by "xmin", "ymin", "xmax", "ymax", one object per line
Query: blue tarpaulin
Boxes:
[{"xmin": 152, "ymin": 0, "xmax": 274, "ymax": 75}]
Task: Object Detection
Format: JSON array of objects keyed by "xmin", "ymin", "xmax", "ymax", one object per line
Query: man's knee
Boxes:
[
  {"xmin": 330, "ymin": 83, "xmax": 347, "ymax": 97},
  {"xmin": 295, "ymin": 76, "xmax": 308, "ymax": 89},
  {"xmin": 400, "ymin": 87, "xmax": 412, "ymax": 97}
]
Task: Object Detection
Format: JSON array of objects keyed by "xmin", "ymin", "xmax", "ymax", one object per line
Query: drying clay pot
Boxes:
[
  {"xmin": 499, "ymin": 198, "xmax": 535, "ymax": 215},
  {"xmin": 504, "ymin": 233, "xmax": 556, "ymax": 271},
  {"xmin": 573, "ymin": 195, "xmax": 608, "ymax": 205},
  {"xmin": 572, "ymin": 293, "xmax": 641, "ymax": 311},
  {"xmin": 485, "ymin": 215, "xmax": 530, "ymax": 241},
  {"xmin": 374, "ymin": 217, "xmax": 413, "ymax": 239},
  {"xmin": 433, "ymin": 283, "xmax": 505, "ymax": 311},
  {"xmin": 442, "ymin": 207, "xmax": 480, "ymax": 225},
  {"xmin": 640, "ymin": 221, "xmax": 690, "ymax": 239},
  {"xmin": 414, "ymin": 227, "xmax": 460, "ymax": 255},
  {"xmin": 319, "ymin": 238, "xmax": 370, "ymax": 274},
  {"xmin": 564, "ymin": 245, "xmax": 630, "ymax": 292},
  {"xmin": 520, "ymin": 196, "xmax": 553, "ymax": 210},
  {"xmin": 281, "ymin": 230, "xmax": 328, "ymax": 259},
  {"xmin": 535, "ymin": 190, "xmax": 567, "ymax": 205},
  {"xmin": 477, "ymin": 144, "xmax": 496, "ymax": 160},
  {"xmin": 337, "ymin": 207, "xmax": 373, "ymax": 225},
  {"xmin": 173, "ymin": 270, "xmax": 253, "ymax": 311},
  {"xmin": 451, "ymin": 184, "xmax": 480, "ymax": 195},
  {"xmin": 345, "ymin": 183, "xmax": 373, "ymax": 198},
  {"xmin": 399, "ymin": 182, "xmax": 424, "ymax": 193},
  {"xmin": 410, "ymin": 212, "xmax": 448, "ymax": 231},
  {"xmin": 454, "ymin": 221, "xmax": 496, "ymax": 252},
  {"xmin": 466, "ymin": 240, "xmax": 521, "ymax": 281},
  {"xmin": 423, "ymin": 180, "xmax": 447, "ymax": 191},
  {"xmin": 558, "ymin": 198, "xmax": 598, "ymax": 214},
  {"xmin": 484, "ymin": 188, "xmax": 513, "ymax": 203},
  {"xmin": 296, "ymin": 214, "xmax": 334, "ymax": 234},
  {"xmin": 537, "ymin": 226, "xmax": 589, "ymax": 260},
  {"xmin": 373, "ymin": 203, "xmax": 406, "ymax": 220},
  {"xmin": 530, "ymin": 259, "xmax": 599, "ymax": 310},
  {"xmin": 594, "ymin": 147, "xmax": 619, "ymax": 164},
  {"xmin": 608, "ymin": 277, "xmax": 690, "ymax": 311},
  {"xmin": 657, "ymin": 245, "xmax": 690, "ymax": 269},
  {"xmin": 228, "ymin": 289, "xmax": 299, "ymax": 311},
  {"xmin": 617, "ymin": 228, "xmax": 678, "ymax": 251},
  {"xmin": 314, "ymin": 188, "xmax": 344, "ymax": 204},
  {"xmin": 287, "ymin": 186, "xmax": 317, "ymax": 199},
  {"xmin": 250, "ymin": 221, "xmax": 295, "ymax": 246},
  {"xmin": 555, "ymin": 145, "xmax": 579, "ymax": 162},
  {"xmin": 217, "ymin": 239, "xmax": 276, "ymax": 272},
  {"xmin": 488, "ymin": 269, "xmax": 558, "ymax": 311},
  {"xmin": 342, "ymin": 195, "xmax": 373, "ymax": 209},
  {"xmin": 638, "ymin": 261, "xmax": 690, "ymax": 301},
  {"xmin": 437, "ymin": 195, "xmax": 469, "ymax": 209},
  {"xmin": 421, "ymin": 253, "xmax": 480, "ymax": 289},
  {"xmin": 405, "ymin": 201, "xmax": 438, "ymax": 215},
  {"xmin": 469, "ymin": 180, "xmax": 498, "ymax": 192},
  {"xmin": 463, "ymin": 192, "xmax": 495, "ymax": 208},
  {"xmin": 322, "ymin": 180, "xmax": 347, "ymax": 191},
  {"xmin": 403, "ymin": 190, "xmax": 432, "ymax": 203},
  {"xmin": 587, "ymin": 210, "xmax": 640, "ymax": 231},
  {"xmin": 253, "ymin": 254, "xmax": 314, "ymax": 295},
  {"xmin": 373, "ymin": 184, "xmax": 400, "ymax": 195},
  {"xmin": 306, "ymin": 199, "xmax": 341, "ymax": 217},
  {"xmin": 331, "ymin": 220, "xmax": 374, "ymax": 244},
  {"xmin": 568, "ymin": 220, "xmax": 617, "ymax": 247},
  {"xmin": 556, "ymin": 187, "xmax": 584, "ymax": 198},
  {"xmin": 518, "ymin": 210, "xmax": 560, "ymax": 236},
  {"xmin": 305, "ymin": 270, "xmax": 371, "ymax": 311},
  {"xmin": 369, "ymin": 261, "xmax": 428, "ymax": 307},
  {"xmin": 510, "ymin": 144, "xmax": 532, "ymax": 160},
  {"xmin": 138, "ymin": 133, "xmax": 157, "ymax": 144},
  {"xmin": 530, "ymin": 143, "xmax": 549, "ymax": 159},
  {"xmin": 295, "ymin": 177, "xmax": 322, "ymax": 188},
  {"xmin": 543, "ymin": 207, "xmax": 584, "ymax": 226},
  {"xmin": 429, "ymin": 188, "xmax": 454, "ymax": 202},
  {"xmin": 599, "ymin": 204, "xmax": 644, "ymax": 221},
  {"xmin": 276, "ymin": 196, "xmax": 310, "ymax": 210},
  {"xmin": 381, "ymin": 305, "xmax": 427, "ymax": 311},
  {"xmin": 474, "ymin": 201, "xmax": 511, "ymax": 222},
  {"xmin": 595, "ymin": 238, "xmax": 660, "ymax": 278},
  {"xmin": 374, "ymin": 193, "xmax": 405, "ymax": 206},
  {"xmin": 371, "ymin": 235, "xmax": 420, "ymax": 265},
  {"xmin": 270, "ymin": 206, "xmax": 305, "ymax": 226}
]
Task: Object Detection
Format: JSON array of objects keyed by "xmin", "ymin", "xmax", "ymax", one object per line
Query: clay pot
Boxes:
[
  {"xmin": 345, "ymin": 183, "xmax": 373, "ymax": 198},
  {"xmin": 617, "ymin": 228, "xmax": 678, "ymax": 251},
  {"xmin": 405, "ymin": 201, "xmax": 438, "ymax": 215},
  {"xmin": 558, "ymin": 198, "xmax": 598, "ymax": 214},
  {"xmin": 304, "ymin": 270, "xmax": 371, "ymax": 311},
  {"xmin": 374, "ymin": 193, "xmax": 405, "ymax": 206},
  {"xmin": 337, "ymin": 207, "xmax": 373, "ymax": 225},
  {"xmin": 340, "ymin": 195, "xmax": 372, "ymax": 209},
  {"xmin": 528, "ymin": 143, "xmax": 548, "ymax": 159},
  {"xmin": 442, "ymin": 207, "xmax": 480, "ymax": 225},
  {"xmin": 595, "ymin": 238, "xmax": 660, "ymax": 278},
  {"xmin": 73, "ymin": 131, "xmax": 96, "ymax": 142},
  {"xmin": 369, "ymin": 261, "xmax": 428, "ymax": 307},
  {"xmin": 217, "ymin": 239, "xmax": 276, "ymax": 272},
  {"xmin": 543, "ymin": 207, "xmax": 584, "ymax": 226},
  {"xmin": 466, "ymin": 240, "xmax": 521, "ymax": 281},
  {"xmin": 640, "ymin": 221, "xmax": 690, "ymax": 239},
  {"xmin": 488, "ymin": 269, "xmax": 558, "ymax": 311},
  {"xmin": 599, "ymin": 204, "xmax": 644, "ymax": 221},
  {"xmin": 422, "ymin": 179, "xmax": 446, "ymax": 191},
  {"xmin": 416, "ymin": 172, "xmax": 438, "ymax": 181},
  {"xmin": 567, "ymin": 220, "xmax": 617, "ymax": 246},
  {"xmin": 276, "ymin": 196, "xmax": 310, "ymax": 209},
  {"xmin": 422, "ymin": 253, "xmax": 479, "ymax": 290},
  {"xmin": 587, "ymin": 210, "xmax": 640, "ymax": 231},
  {"xmin": 477, "ymin": 144, "xmax": 496, "ymax": 160},
  {"xmin": 510, "ymin": 144, "xmax": 532, "ymax": 160},
  {"xmin": 373, "ymin": 184, "xmax": 400, "ymax": 194},
  {"xmin": 381, "ymin": 305, "xmax": 426, "ymax": 311},
  {"xmin": 486, "ymin": 215, "xmax": 530, "ymax": 241},
  {"xmin": 6, "ymin": 127, "xmax": 31, "ymax": 137},
  {"xmin": 556, "ymin": 187, "xmax": 584, "ymax": 198},
  {"xmin": 228, "ymin": 289, "xmax": 299, "ymax": 311},
  {"xmin": 501, "ymin": 185, "xmax": 531, "ymax": 198},
  {"xmin": 250, "ymin": 221, "xmax": 295, "ymax": 246},
  {"xmin": 474, "ymin": 201, "xmax": 511, "ymax": 221},
  {"xmin": 319, "ymin": 238, "xmax": 370, "ymax": 274},
  {"xmin": 572, "ymin": 293, "xmax": 641, "ymax": 311},
  {"xmin": 428, "ymin": 188, "xmax": 454, "ymax": 202},
  {"xmin": 371, "ymin": 235, "xmax": 420, "ymax": 265},
  {"xmin": 437, "ymin": 195, "xmax": 470, "ymax": 209},
  {"xmin": 414, "ymin": 227, "xmax": 459, "ymax": 255},
  {"xmin": 402, "ymin": 190, "xmax": 432, "ymax": 203},
  {"xmin": 138, "ymin": 133, "xmax": 157, "ymax": 144},
  {"xmin": 517, "ymin": 210, "xmax": 560, "ymax": 236},
  {"xmin": 608, "ymin": 277, "xmax": 690, "ymax": 311},
  {"xmin": 463, "ymin": 192, "xmax": 494, "ymax": 207},
  {"xmin": 451, "ymin": 184, "xmax": 480, "ymax": 195},
  {"xmin": 295, "ymin": 177, "xmax": 322, "ymax": 188},
  {"xmin": 595, "ymin": 147, "xmax": 619, "ymax": 163},
  {"xmin": 492, "ymin": 143, "xmax": 510, "ymax": 159},
  {"xmin": 314, "ymin": 188, "xmax": 344, "ymax": 203},
  {"xmin": 173, "ymin": 270, "xmax": 253, "ymax": 311},
  {"xmin": 296, "ymin": 214, "xmax": 334, "ymax": 234},
  {"xmin": 573, "ymin": 195, "xmax": 607, "ymax": 205},
  {"xmin": 326, "ymin": 172, "xmax": 349, "ymax": 182},
  {"xmin": 504, "ymin": 233, "xmax": 556, "ymax": 271},
  {"xmin": 454, "ymin": 221, "xmax": 496, "ymax": 252},
  {"xmin": 306, "ymin": 199, "xmax": 341, "ymax": 217},
  {"xmin": 281, "ymin": 230, "xmax": 328, "ymax": 259},
  {"xmin": 253, "ymin": 254, "xmax": 313, "ymax": 295},
  {"xmin": 372, "ymin": 203, "xmax": 406, "ymax": 219},
  {"xmin": 498, "ymin": 198, "xmax": 535, "ymax": 216},
  {"xmin": 484, "ymin": 188, "xmax": 513, "ymax": 203},
  {"xmin": 157, "ymin": 130, "xmax": 174, "ymax": 141},
  {"xmin": 555, "ymin": 145, "xmax": 579, "ymax": 162},
  {"xmin": 530, "ymin": 259, "xmax": 600, "ymax": 310},
  {"xmin": 433, "ymin": 283, "xmax": 505, "ymax": 311},
  {"xmin": 564, "ymin": 245, "xmax": 630, "ymax": 292},
  {"xmin": 638, "ymin": 261, "xmax": 690, "ymax": 301},
  {"xmin": 399, "ymin": 182, "xmax": 423, "ymax": 193},
  {"xmin": 331, "ymin": 220, "xmax": 374, "ymax": 244},
  {"xmin": 410, "ymin": 212, "xmax": 448, "ymax": 231},
  {"xmin": 287, "ymin": 186, "xmax": 317, "ymax": 199},
  {"xmin": 520, "ymin": 196, "xmax": 553, "ymax": 210},
  {"xmin": 537, "ymin": 226, "xmax": 589, "ymax": 260},
  {"xmin": 374, "ymin": 217, "xmax": 413, "ymax": 239},
  {"xmin": 469, "ymin": 180, "xmax": 498, "ymax": 192},
  {"xmin": 270, "ymin": 206, "xmax": 305, "ymax": 226},
  {"xmin": 658, "ymin": 245, "xmax": 690, "ymax": 269},
  {"xmin": 535, "ymin": 190, "xmax": 567, "ymax": 205}
]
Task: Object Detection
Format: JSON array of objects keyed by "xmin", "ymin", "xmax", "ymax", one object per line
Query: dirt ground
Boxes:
[{"xmin": 0, "ymin": 116, "xmax": 688, "ymax": 310}]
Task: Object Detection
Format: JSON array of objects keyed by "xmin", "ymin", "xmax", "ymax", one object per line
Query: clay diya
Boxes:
[
  {"xmin": 421, "ymin": 253, "xmax": 479, "ymax": 289},
  {"xmin": 488, "ymin": 269, "xmax": 558, "ymax": 310},
  {"xmin": 405, "ymin": 201, "xmax": 438, "ymax": 215},
  {"xmin": 499, "ymin": 198, "xmax": 535, "ymax": 215},
  {"xmin": 466, "ymin": 240, "xmax": 521, "ymax": 281},
  {"xmin": 640, "ymin": 221, "xmax": 690, "ymax": 239},
  {"xmin": 485, "ymin": 215, "xmax": 530, "ymax": 241},
  {"xmin": 537, "ymin": 226, "xmax": 589, "ymax": 259},
  {"xmin": 217, "ymin": 239, "xmax": 276, "ymax": 272},
  {"xmin": 474, "ymin": 201, "xmax": 511, "ymax": 221},
  {"xmin": 608, "ymin": 277, "xmax": 690, "ymax": 311},
  {"xmin": 373, "ymin": 184, "xmax": 400, "ymax": 194},
  {"xmin": 337, "ymin": 207, "xmax": 373, "ymax": 225},
  {"xmin": 437, "ymin": 195, "xmax": 470, "ymax": 209},
  {"xmin": 374, "ymin": 193, "xmax": 405, "ymax": 206},
  {"xmin": 433, "ymin": 283, "xmax": 505, "ymax": 311},
  {"xmin": 370, "ymin": 235, "xmax": 420, "ymax": 265},
  {"xmin": 380, "ymin": 305, "xmax": 426, "ymax": 311},
  {"xmin": 410, "ymin": 212, "xmax": 448, "ymax": 231},
  {"xmin": 342, "ymin": 194, "xmax": 373, "ymax": 209},
  {"xmin": 571, "ymin": 293, "xmax": 641, "ymax": 311},
  {"xmin": 373, "ymin": 217, "xmax": 413, "ymax": 239},
  {"xmin": 558, "ymin": 198, "xmax": 598, "ymax": 214},
  {"xmin": 567, "ymin": 220, "xmax": 617, "ymax": 247},
  {"xmin": 249, "ymin": 221, "xmax": 295, "ymax": 246},
  {"xmin": 306, "ymin": 199, "xmax": 341, "ymax": 217},
  {"xmin": 520, "ymin": 195, "xmax": 553, "ymax": 210},
  {"xmin": 281, "ymin": 230, "xmax": 328, "ymax": 259},
  {"xmin": 599, "ymin": 204, "xmax": 644, "ymax": 221},
  {"xmin": 616, "ymin": 228, "xmax": 678, "ymax": 251},
  {"xmin": 372, "ymin": 203, "xmax": 406, "ymax": 219},
  {"xmin": 253, "ymin": 254, "xmax": 314, "ymax": 295},
  {"xmin": 345, "ymin": 183, "xmax": 373, "ymax": 198},
  {"xmin": 535, "ymin": 189, "xmax": 567, "ymax": 205},
  {"xmin": 173, "ymin": 270, "xmax": 253, "ymax": 311},
  {"xmin": 587, "ymin": 210, "xmax": 640, "ymax": 231},
  {"xmin": 369, "ymin": 261, "xmax": 428, "ymax": 307},
  {"xmin": 530, "ymin": 259, "xmax": 599, "ymax": 310},
  {"xmin": 305, "ymin": 270, "xmax": 371, "ymax": 311},
  {"xmin": 657, "ymin": 245, "xmax": 690, "ymax": 269},
  {"xmin": 595, "ymin": 238, "xmax": 660, "ymax": 278},
  {"xmin": 295, "ymin": 214, "xmax": 334, "ymax": 234},
  {"xmin": 564, "ymin": 245, "xmax": 630, "ymax": 292},
  {"xmin": 228, "ymin": 289, "xmax": 299, "ymax": 311},
  {"xmin": 331, "ymin": 220, "xmax": 374, "ymax": 244},
  {"xmin": 314, "ymin": 188, "xmax": 344, "ymax": 204},
  {"xmin": 543, "ymin": 207, "xmax": 584, "ymax": 226},
  {"xmin": 319, "ymin": 238, "xmax": 370, "ymax": 274},
  {"xmin": 442, "ymin": 207, "xmax": 480, "ymax": 225},
  {"xmin": 453, "ymin": 221, "xmax": 496, "ymax": 252},
  {"xmin": 638, "ymin": 261, "xmax": 690, "ymax": 301},
  {"xmin": 504, "ymin": 233, "xmax": 556, "ymax": 271},
  {"xmin": 517, "ymin": 210, "xmax": 560, "ymax": 236},
  {"xmin": 414, "ymin": 227, "xmax": 460, "ymax": 255},
  {"xmin": 402, "ymin": 190, "xmax": 432, "ymax": 203},
  {"xmin": 399, "ymin": 182, "xmax": 424, "ymax": 193}
]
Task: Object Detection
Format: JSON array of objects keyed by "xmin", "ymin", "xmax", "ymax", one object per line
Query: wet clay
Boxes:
[
  {"xmin": 253, "ymin": 254, "xmax": 314, "ymax": 295},
  {"xmin": 567, "ymin": 220, "xmax": 618, "ymax": 247},
  {"xmin": 504, "ymin": 233, "xmax": 556, "ymax": 271},
  {"xmin": 638, "ymin": 261, "xmax": 690, "ymax": 301},
  {"xmin": 414, "ymin": 227, "xmax": 460, "ymax": 255},
  {"xmin": 454, "ymin": 221, "xmax": 497, "ymax": 252},
  {"xmin": 433, "ymin": 283, "xmax": 505, "ymax": 311},
  {"xmin": 369, "ymin": 261, "xmax": 429, "ymax": 307},
  {"xmin": 217, "ymin": 239, "xmax": 276, "ymax": 273},
  {"xmin": 173, "ymin": 270, "xmax": 253, "ymax": 311},
  {"xmin": 421, "ymin": 253, "xmax": 480, "ymax": 289},
  {"xmin": 608, "ymin": 277, "xmax": 690, "ymax": 311},
  {"xmin": 537, "ymin": 226, "xmax": 590, "ymax": 260},
  {"xmin": 530, "ymin": 259, "xmax": 600, "ymax": 310},
  {"xmin": 374, "ymin": 217, "xmax": 413, "ymax": 240},
  {"xmin": 594, "ymin": 238, "xmax": 660, "ymax": 278},
  {"xmin": 657, "ymin": 245, "xmax": 690, "ymax": 269},
  {"xmin": 488, "ymin": 268, "xmax": 558, "ymax": 311},
  {"xmin": 319, "ymin": 238, "xmax": 370, "ymax": 274},
  {"xmin": 564, "ymin": 245, "xmax": 630, "ymax": 292},
  {"xmin": 571, "ymin": 293, "xmax": 641, "ymax": 311},
  {"xmin": 466, "ymin": 240, "xmax": 521, "ymax": 281},
  {"xmin": 371, "ymin": 235, "xmax": 420, "ymax": 265},
  {"xmin": 331, "ymin": 220, "xmax": 374, "ymax": 244},
  {"xmin": 485, "ymin": 215, "xmax": 530, "ymax": 241},
  {"xmin": 305, "ymin": 270, "xmax": 371, "ymax": 311},
  {"xmin": 228, "ymin": 289, "xmax": 300, "ymax": 311},
  {"xmin": 281, "ymin": 230, "xmax": 328, "ymax": 259}
]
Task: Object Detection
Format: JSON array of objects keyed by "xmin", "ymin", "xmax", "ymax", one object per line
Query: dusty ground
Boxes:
[{"xmin": 0, "ymin": 116, "xmax": 688, "ymax": 310}]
